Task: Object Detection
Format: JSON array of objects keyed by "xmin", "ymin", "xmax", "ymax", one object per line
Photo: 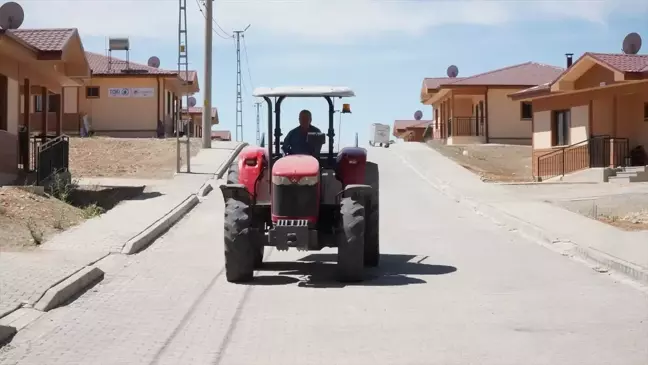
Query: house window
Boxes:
[
  {"xmin": 86, "ymin": 86, "xmax": 100, "ymax": 98},
  {"xmin": 521, "ymin": 102, "xmax": 533, "ymax": 120},
  {"xmin": 34, "ymin": 95, "xmax": 42, "ymax": 112},
  {"xmin": 34, "ymin": 94, "xmax": 61, "ymax": 112},
  {"xmin": 167, "ymin": 92, "xmax": 171, "ymax": 115},
  {"xmin": 644, "ymin": 102, "xmax": 648, "ymax": 121},
  {"xmin": 552, "ymin": 110, "xmax": 571, "ymax": 146}
]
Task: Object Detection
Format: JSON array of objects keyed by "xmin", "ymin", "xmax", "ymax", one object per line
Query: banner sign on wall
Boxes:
[
  {"xmin": 107, "ymin": 88, "xmax": 155, "ymax": 98},
  {"xmin": 131, "ymin": 88, "xmax": 155, "ymax": 98}
]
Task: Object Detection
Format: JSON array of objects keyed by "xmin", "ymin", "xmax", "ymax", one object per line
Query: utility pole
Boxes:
[
  {"xmin": 177, "ymin": 0, "xmax": 191, "ymax": 172},
  {"xmin": 202, "ymin": 0, "xmax": 213, "ymax": 148},
  {"xmin": 254, "ymin": 101, "xmax": 261, "ymax": 145},
  {"xmin": 233, "ymin": 25, "xmax": 249, "ymax": 142}
]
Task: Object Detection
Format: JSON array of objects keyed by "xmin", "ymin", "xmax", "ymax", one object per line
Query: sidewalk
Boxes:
[
  {"xmin": 392, "ymin": 142, "xmax": 648, "ymax": 285},
  {"xmin": 0, "ymin": 141, "xmax": 245, "ymax": 320}
]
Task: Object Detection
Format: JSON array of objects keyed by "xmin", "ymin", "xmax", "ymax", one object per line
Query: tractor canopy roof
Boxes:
[{"xmin": 252, "ymin": 86, "xmax": 355, "ymax": 98}]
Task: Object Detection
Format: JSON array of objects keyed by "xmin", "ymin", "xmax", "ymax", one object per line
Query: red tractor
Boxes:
[{"xmin": 220, "ymin": 86, "xmax": 379, "ymax": 283}]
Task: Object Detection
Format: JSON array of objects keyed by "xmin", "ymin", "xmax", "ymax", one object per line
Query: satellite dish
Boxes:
[
  {"xmin": 147, "ymin": 56, "xmax": 160, "ymax": 68},
  {"xmin": 414, "ymin": 110, "xmax": 423, "ymax": 120},
  {"xmin": 187, "ymin": 96, "xmax": 197, "ymax": 107},
  {"xmin": 0, "ymin": 2, "xmax": 24, "ymax": 30},
  {"xmin": 447, "ymin": 65, "xmax": 459, "ymax": 78},
  {"xmin": 622, "ymin": 32, "xmax": 642, "ymax": 54}
]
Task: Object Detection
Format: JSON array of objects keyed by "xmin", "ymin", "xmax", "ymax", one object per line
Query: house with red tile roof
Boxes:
[
  {"xmin": 509, "ymin": 52, "xmax": 648, "ymax": 181},
  {"xmin": 77, "ymin": 51, "xmax": 199, "ymax": 137},
  {"xmin": 182, "ymin": 106, "xmax": 219, "ymax": 137},
  {"xmin": 211, "ymin": 130, "xmax": 231, "ymax": 141},
  {"xmin": 393, "ymin": 120, "xmax": 433, "ymax": 142},
  {"xmin": 420, "ymin": 62, "xmax": 564, "ymax": 145},
  {"xmin": 0, "ymin": 28, "xmax": 90, "ymax": 185}
]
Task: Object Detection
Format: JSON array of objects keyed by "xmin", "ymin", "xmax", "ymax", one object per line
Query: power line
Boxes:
[
  {"xmin": 194, "ymin": 0, "xmax": 231, "ymax": 40},
  {"xmin": 241, "ymin": 35, "xmax": 254, "ymax": 92}
]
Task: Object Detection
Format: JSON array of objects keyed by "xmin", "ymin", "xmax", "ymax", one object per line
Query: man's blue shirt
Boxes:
[{"xmin": 282, "ymin": 125, "xmax": 322, "ymax": 155}]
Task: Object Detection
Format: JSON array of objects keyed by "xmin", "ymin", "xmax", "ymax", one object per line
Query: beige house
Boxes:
[
  {"xmin": 182, "ymin": 106, "xmax": 219, "ymax": 137},
  {"xmin": 510, "ymin": 53, "xmax": 648, "ymax": 181},
  {"xmin": 75, "ymin": 52, "xmax": 199, "ymax": 137},
  {"xmin": 1, "ymin": 28, "xmax": 90, "ymax": 185},
  {"xmin": 420, "ymin": 62, "xmax": 564, "ymax": 145}
]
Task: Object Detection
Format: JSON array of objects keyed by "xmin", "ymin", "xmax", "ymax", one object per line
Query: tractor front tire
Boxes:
[
  {"xmin": 224, "ymin": 198, "xmax": 256, "ymax": 283},
  {"xmin": 337, "ymin": 197, "xmax": 365, "ymax": 282},
  {"xmin": 227, "ymin": 161, "xmax": 239, "ymax": 184},
  {"xmin": 364, "ymin": 162, "xmax": 380, "ymax": 267}
]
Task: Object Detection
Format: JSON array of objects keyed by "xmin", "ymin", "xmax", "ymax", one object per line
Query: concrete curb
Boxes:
[
  {"xmin": 475, "ymin": 201, "xmax": 648, "ymax": 287},
  {"xmin": 121, "ymin": 194, "xmax": 200, "ymax": 254},
  {"xmin": 216, "ymin": 142, "xmax": 249, "ymax": 180},
  {"xmin": 197, "ymin": 180, "xmax": 214, "ymax": 197},
  {"xmin": 33, "ymin": 266, "xmax": 104, "ymax": 312},
  {"xmin": 395, "ymin": 149, "xmax": 648, "ymax": 287}
]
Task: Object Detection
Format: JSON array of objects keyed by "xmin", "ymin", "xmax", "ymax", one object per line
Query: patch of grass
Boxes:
[
  {"xmin": 82, "ymin": 203, "xmax": 104, "ymax": 219},
  {"xmin": 48, "ymin": 172, "xmax": 80, "ymax": 203}
]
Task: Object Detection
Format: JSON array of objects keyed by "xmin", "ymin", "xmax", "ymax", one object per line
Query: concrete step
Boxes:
[{"xmin": 608, "ymin": 176, "xmax": 631, "ymax": 183}]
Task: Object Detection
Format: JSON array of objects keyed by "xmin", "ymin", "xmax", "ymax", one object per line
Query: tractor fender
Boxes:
[
  {"xmin": 236, "ymin": 146, "xmax": 267, "ymax": 196},
  {"xmin": 342, "ymin": 184, "xmax": 372, "ymax": 201},
  {"xmin": 220, "ymin": 184, "xmax": 253, "ymax": 205},
  {"xmin": 336, "ymin": 147, "xmax": 367, "ymax": 186}
]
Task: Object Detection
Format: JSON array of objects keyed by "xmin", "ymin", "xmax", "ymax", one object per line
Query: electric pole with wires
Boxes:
[
  {"xmin": 254, "ymin": 101, "xmax": 261, "ymax": 145},
  {"xmin": 201, "ymin": 0, "xmax": 213, "ymax": 148},
  {"xmin": 233, "ymin": 25, "xmax": 250, "ymax": 142},
  {"xmin": 177, "ymin": 0, "xmax": 192, "ymax": 172}
]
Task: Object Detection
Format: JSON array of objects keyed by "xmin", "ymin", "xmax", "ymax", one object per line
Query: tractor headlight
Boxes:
[{"xmin": 272, "ymin": 175, "xmax": 318, "ymax": 186}]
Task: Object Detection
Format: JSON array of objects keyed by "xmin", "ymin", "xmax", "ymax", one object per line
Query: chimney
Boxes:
[{"xmin": 565, "ymin": 53, "xmax": 574, "ymax": 68}]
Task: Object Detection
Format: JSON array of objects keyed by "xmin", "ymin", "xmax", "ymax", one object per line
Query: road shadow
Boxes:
[{"xmin": 253, "ymin": 253, "xmax": 457, "ymax": 288}]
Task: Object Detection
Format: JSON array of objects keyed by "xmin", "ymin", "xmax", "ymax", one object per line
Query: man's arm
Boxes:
[{"xmin": 281, "ymin": 129, "xmax": 293, "ymax": 154}]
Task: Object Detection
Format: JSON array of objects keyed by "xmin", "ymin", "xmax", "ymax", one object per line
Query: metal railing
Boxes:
[
  {"xmin": 536, "ymin": 135, "xmax": 630, "ymax": 180},
  {"xmin": 36, "ymin": 135, "xmax": 69, "ymax": 184},
  {"xmin": 447, "ymin": 117, "xmax": 479, "ymax": 137}
]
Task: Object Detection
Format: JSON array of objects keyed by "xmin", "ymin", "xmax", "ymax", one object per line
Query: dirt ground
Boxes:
[
  {"xmin": 0, "ymin": 184, "xmax": 149, "ymax": 250},
  {"xmin": 598, "ymin": 211, "xmax": 648, "ymax": 231},
  {"xmin": 426, "ymin": 141, "xmax": 534, "ymax": 182},
  {"xmin": 0, "ymin": 187, "xmax": 87, "ymax": 250},
  {"xmin": 69, "ymin": 137, "xmax": 202, "ymax": 179}
]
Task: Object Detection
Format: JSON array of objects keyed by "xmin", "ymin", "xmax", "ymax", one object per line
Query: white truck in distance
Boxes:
[{"xmin": 369, "ymin": 123, "xmax": 390, "ymax": 148}]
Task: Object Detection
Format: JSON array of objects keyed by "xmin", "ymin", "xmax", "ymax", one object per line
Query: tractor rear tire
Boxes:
[
  {"xmin": 364, "ymin": 162, "xmax": 380, "ymax": 267},
  {"xmin": 337, "ymin": 197, "xmax": 365, "ymax": 282},
  {"xmin": 253, "ymin": 240, "xmax": 264, "ymax": 268},
  {"xmin": 227, "ymin": 161, "xmax": 239, "ymax": 184},
  {"xmin": 224, "ymin": 198, "xmax": 255, "ymax": 283}
]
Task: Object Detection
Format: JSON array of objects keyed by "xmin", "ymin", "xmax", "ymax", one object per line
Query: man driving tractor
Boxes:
[{"xmin": 281, "ymin": 109, "xmax": 323, "ymax": 155}]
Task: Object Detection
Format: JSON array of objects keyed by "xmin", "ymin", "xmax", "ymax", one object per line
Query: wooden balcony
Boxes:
[{"xmin": 447, "ymin": 117, "xmax": 483, "ymax": 137}]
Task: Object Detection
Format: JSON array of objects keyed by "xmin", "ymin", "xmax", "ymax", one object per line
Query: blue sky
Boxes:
[{"xmin": 17, "ymin": 0, "xmax": 648, "ymax": 146}]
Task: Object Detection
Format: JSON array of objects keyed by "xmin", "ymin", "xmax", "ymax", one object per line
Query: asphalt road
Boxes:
[{"xmin": 1, "ymin": 144, "xmax": 647, "ymax": 365}]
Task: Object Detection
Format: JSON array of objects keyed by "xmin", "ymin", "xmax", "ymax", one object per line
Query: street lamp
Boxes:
[{"xmin": 335, "ymin": 103, "xmax": 352, "ymax": 151}]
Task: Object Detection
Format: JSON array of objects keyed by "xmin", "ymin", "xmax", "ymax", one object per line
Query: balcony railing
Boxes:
[
  {"xmin": 447, "ymin": 117, "xmax": 482, "ymax": 137},
  {"xmin": 536, "ymin": 135, "xmax": 630, "ymax": 180}
]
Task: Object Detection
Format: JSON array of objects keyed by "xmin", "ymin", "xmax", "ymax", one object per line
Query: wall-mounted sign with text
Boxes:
[
  {"xmin": 108, "ymin": 88, "xmax": 130, "ymax": 97},
  {"xmin": 107, "ymin": 88, "xmax": 155, "ymax": 98}
]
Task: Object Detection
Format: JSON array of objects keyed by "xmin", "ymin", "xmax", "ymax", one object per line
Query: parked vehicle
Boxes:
[{"xmin": 369, "ymin": 123, "xmax": 390, "ymax": 148}]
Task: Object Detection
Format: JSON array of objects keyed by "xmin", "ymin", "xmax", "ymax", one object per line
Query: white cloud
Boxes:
[{"xmin": 13, "ymin": 0, "xmax": 646, "ymax": 44}]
